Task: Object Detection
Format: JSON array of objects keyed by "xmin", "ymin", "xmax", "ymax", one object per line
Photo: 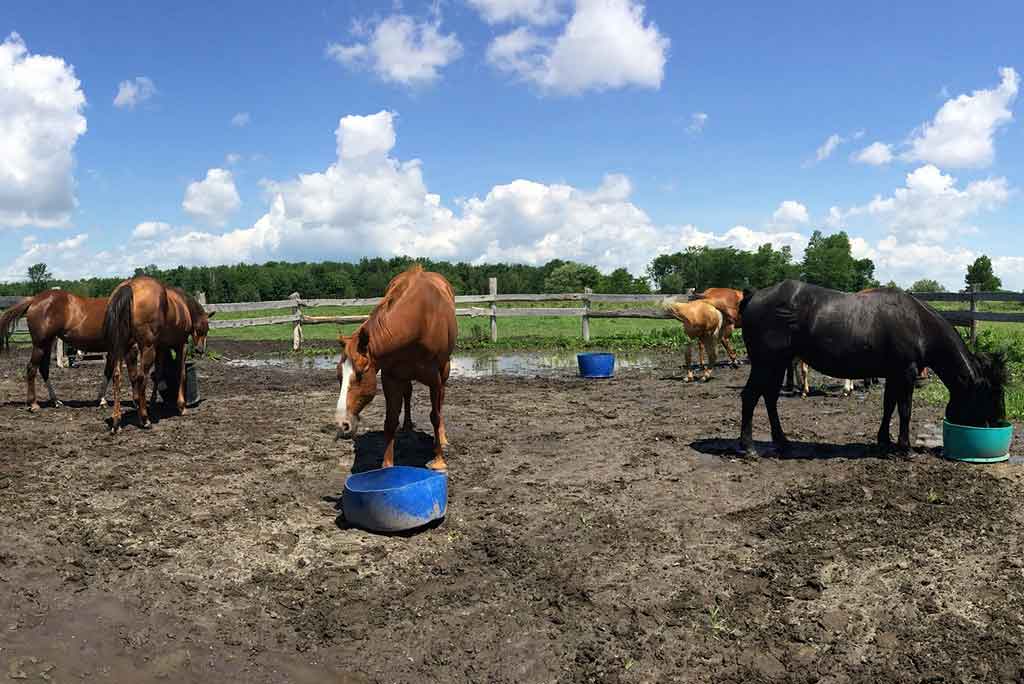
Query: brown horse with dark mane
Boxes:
[
  {"xmin": 0, "ymin": 290, "xmax": 114, "ymax": 411},
  {"xmin": 335, "ymin": 265, "xmax": 456, "ymax": 471},
  {"xmin": 691, "ymin": 287, "xmax": 743, "ymax": 365},
  {"xmin": 103, "ymin": 276, "xmax": 213, "ymax": 432}
]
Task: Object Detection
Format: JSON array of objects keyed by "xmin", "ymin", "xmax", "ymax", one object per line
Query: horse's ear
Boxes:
[
  {"xmin": 206, "ymin": 310, "xmax": 216, "ymax": 319},
  {"xmin": 357, "ymin": 328, "xmax": 370, "ymax": 355}
]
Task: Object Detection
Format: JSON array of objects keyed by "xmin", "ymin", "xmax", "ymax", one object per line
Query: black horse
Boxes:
[{"xmin": 739, "ymin": 280, "xmax": 1007, "ymax": 456}]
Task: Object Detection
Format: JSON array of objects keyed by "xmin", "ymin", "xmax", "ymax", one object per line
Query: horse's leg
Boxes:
[
  {"xmin": 702, "ymin": 333, "xmax": 718, "ymax": 381},
  {"xmin": 38, "ymin": 340, "xmax": 63, "ymax": 409},
  {"xmin": 685, "ymin": 340, "xmax": 695, "ymax": 382},
  {"xmin": 426, "ymin": 372, "xmax": 448, "ymax": 471},
  {"xmin": 380, "ymin": 372, "xmax": 404, "ymax": 468},
  {"xmin": 800, "ymin": 361, "xmax": 809, "ymax": 398},
  {"xmin": 400, "ymin": 380, "xmax": 414, "ymax": 432},
  {"xmin": 877, "ymin": 378, "xmax": 898, "ymax": 450},
  {"xmin": 150, "ymin": 347, "xmax": 162, "ymax": 405},
  {"xmin": 719, "ymin": 322, "xmax": 738, "ymax": 367},
  {"xmin": 110, "ymin": 356, "xmax": 123, "ymax": 433},
  {"xmin": 437, "ymin": 360, "xmax": 450, "ymax": 447},
  {"xmin": 783, "ymin": 360, "xmax": 795, "ymax": 392},
  {"xmin": 740, "ymin": 363, "xmax": 776, "ymax": 456},
  {"xmin": 175, "ymin": 345, "xmax": 189, "ymax": 415},
  {"xmin": 895, "ymin": 369, "xmax": 918, "ymax": 452},
  {"xmin": 26, "ymin": 342, "xmax": 45, "ymax": 412},
  {"xmin": 843, "ymin": 378, "xmax": 854, "ymax": 397},
  {"xmin": 97, "ymin": 354, "xmax": 112, "ymax": 408},
  {"xmin": 135, "ymin": 344, "xmax": 157, "ymax": 428},
  {"xmin": 763, "ymin": 363, "xmax": 790, "ymax": 452}
]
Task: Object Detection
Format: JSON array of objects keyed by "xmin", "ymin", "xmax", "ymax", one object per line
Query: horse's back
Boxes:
[{"xmin": 376, "ymin": 268, "xmax": 456, "ymax": 361}]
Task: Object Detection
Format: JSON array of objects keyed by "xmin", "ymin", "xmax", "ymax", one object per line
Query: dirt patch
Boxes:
[{"xmin": 2, "ymin": 347, "xmax": 1024, "ymax": 683}]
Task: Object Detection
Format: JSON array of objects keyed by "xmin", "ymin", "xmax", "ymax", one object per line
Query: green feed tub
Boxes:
[{"xmin": 942, "ymin": 419, "xmax": 1013, "ymax": 463}]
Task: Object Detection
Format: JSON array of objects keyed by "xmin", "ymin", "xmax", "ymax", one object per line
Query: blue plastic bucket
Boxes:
[
  {"xmin": 342, "ymin": 466, "xmax": 448, "ymax": 532},
  {"xmin": 577, "ymin": 352, "xmax": 615, "ymax": 378},
  {"xmin": 942, "ymin": 419, "xmax": 1013, "ymax": 463}
]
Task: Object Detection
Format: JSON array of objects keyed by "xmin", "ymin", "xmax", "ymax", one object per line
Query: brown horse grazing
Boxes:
[
  {"xmin": 335, "ymin": 265, "xmax": 456, "ymax": 471},
  {"xmin": 691, "ymin": 287, "xmax": 743, "ymax": 365},
  {"xmin": 103, "ymin": 277, "xmax": 213, "ymax": 432},
  {"xmin": 662, "ymin": 298, "xmax": 722, "ymax": 382},
  {"xmin": 0, "ymin": 290, "xmax": 115, "ymax": 411}
]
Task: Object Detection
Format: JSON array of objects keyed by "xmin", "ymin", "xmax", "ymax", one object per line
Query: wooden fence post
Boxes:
[
  {"xmin": 290, "ymin": 292, "xmax": 304, "ymax": 351},
  {"xmin": 969, "ymin": 283, "xmax": 978, "ymax": 348},
  {"xmin": 582, "ymin": 287, "xmax": 592, "ymax": 342},
  {"xmin": 54, "ymin": 287, "xmax": 68, "ymax": 368},
  {"xmin": 489, "ymin": 278, "xmax": 498, "ymax": 342}
]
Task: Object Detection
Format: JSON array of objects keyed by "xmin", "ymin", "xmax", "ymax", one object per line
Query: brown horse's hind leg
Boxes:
[
  {"xmin": 380, "ymin": 372, "xmax": 404, "ymax": 468},
  {"xmin": 39, "ymin": 340, "xmax": 63, "ymax": 408},
  {"xmin": 26, "ymin": 343, "xmax": 46, "ymax": 412},
  {"xmin": 426, "ymin": 374, "xmax": 448, "ymax": 471},
  {"xmin": 719, "ymin": 322, "xmax": 739, "ymax": 367},
  {"xmin": 684, "ymin": 340, "xmax": 695, "ymax": 382},
  {"xmin": 110, "ymin": 357, "xmax": 124, "ymax": 433},
  {"xmin": 400, "ymin": 380, "xmax": 413, "ymax": 432},
  {"xmin": 175, "ymin": 345, "xmax": 189, "ymax": 415},
  {"xmin": 131, "ymin": 344, "xmax": 157, "ymax": 429}
]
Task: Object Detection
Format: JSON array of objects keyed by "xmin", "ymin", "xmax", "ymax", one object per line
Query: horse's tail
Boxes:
[
  {"xmin": 103, "ymin": 283, "xmax": 134, "ymax": 368},
  {"xmin": 0, "ymin": 297, "xmax": 32, "ymax": 353}
]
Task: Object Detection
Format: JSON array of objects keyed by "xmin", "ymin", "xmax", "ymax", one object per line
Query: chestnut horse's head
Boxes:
[
  {"xmin": 336, "ymin": 328, "xmax": 378, "ymax": 438},
  {"xmin": 191, "ymin": 309, "xmax": 215, "ymax": 354}
]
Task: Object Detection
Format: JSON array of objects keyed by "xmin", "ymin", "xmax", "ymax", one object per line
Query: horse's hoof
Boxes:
[
  {"xmin": 28, "ymin": 404, "xmax": 40, "ymax": 413},
  {"xmin": 426, "ymin": 456, "xmax": 448, "ymax": 472},
  {"xmin": 140, "ymin": 420, "xmax": 152, "ymax": 430},
  {"xmin": 179, "ymin": 407, "xmax": 189, "ymax": 417},
  {"xmin": 110, "ymin": 424, "xmax": 121, "ymax": 435}
]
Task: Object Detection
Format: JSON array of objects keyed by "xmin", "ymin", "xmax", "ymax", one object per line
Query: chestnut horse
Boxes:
[
  {"xmin": 739, "ymin": 280, "xmax": 1007, "ymax": 456},
  {"xmin": 0, "ymin": 290, "xmax": 114, "ymax": 410},
  {"xmin": 335, "ymin": 265, "xmax": 456, "ymax": 471},
  {"xmin": 103, "ymin": 277, "xmax": 213, "ymax": 432},
  {"xmin": 662, "ymin": 298, "xmax": 722, "ymax": 382},
  {"xmin": 691, "ymin": 287, "xmax": 743, "ymax": 365}
]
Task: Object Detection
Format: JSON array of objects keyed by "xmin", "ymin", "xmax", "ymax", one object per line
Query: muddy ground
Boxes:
[{"xmin": 2, "ymin": 342, "xmax": 1024, "ymax": 683}]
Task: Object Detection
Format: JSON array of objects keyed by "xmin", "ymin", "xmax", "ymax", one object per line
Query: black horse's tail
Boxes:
[
  {"xmin": 0, "ymin": 297, "xmax": 32, "ymax": 354},
  {"xmin": 103, "ymin": 284, "xmax": 134, "ymax": 369}
]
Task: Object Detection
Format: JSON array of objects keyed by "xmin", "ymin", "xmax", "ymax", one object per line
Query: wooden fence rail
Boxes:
[{"xmin": 3, "ymin": 285, "xmax": 1024, "ymax": 352}]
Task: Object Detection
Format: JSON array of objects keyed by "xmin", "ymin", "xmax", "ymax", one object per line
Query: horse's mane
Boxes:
[{"xmin": 168, "ymin": 285, "xmax": 207, "ymax": 322}]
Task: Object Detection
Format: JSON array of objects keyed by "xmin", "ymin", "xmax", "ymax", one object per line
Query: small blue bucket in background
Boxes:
[{"xmin": 577, "ymin": 352, "xmax": 615, "ymax": 378}]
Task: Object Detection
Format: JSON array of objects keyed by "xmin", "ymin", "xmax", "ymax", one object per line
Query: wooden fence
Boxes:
[{"xmin": 4, "ymin": 283, "xmax": 1024, "ymax": 352}]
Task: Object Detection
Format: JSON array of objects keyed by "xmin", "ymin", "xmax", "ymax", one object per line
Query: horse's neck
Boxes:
[{"xmin": 927, "ymin": 331, "xmax": 977, "ymax": 395}]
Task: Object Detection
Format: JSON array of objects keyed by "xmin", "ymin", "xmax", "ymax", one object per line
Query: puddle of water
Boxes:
[{"xmin": 225, "ymin": 351, "xmax": 661, "ymax": 379}]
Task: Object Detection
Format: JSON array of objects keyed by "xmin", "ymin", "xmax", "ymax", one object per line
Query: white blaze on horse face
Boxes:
[{"xmin": 336, "ymin": 357, "xmax": 353, "ymax": 425}]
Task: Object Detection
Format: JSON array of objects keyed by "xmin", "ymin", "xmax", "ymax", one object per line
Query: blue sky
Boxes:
[{"xmin": 2, "ymin": 0, "xmax": 1022, "ymax": 288}]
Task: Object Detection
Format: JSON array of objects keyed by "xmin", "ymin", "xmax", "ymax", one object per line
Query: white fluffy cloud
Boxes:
[
  {"xmin": 231, "ymin": 112, "xmax": 250, "ymax": 127},
  {"xmin": 0, "ymin": 232, "xmax": 90, "ymax": 281},
  {"xmin": 467, "ymin": 0, "xmax": 566, "ymax": 25},
  {"xmin": 771, "ymin": 200, "xmax": 810, "ymax": 226},
  {"xmin": 487, "ymin": 0, "xmax": 669, "ymax": 95},
  {"xmin": 902, "ymin": 67, "xmax": 1018, "ymax": 168},
  {"xmin": 113, "ymin": 76, "xmax": 156, "ymax": 109},
  {"xmin": 814, "ymin": 133, "xmax": 844, "ymax": 162},
  {"xmin": 0, "ymin": 33, "xmax": 87, "ymax": 229},
  {"xmin": 839, "ymin": 164, "xmax": 1009, "ymax": 242},
  {"xmin": 687, "ymin": 112, "xmax": 708, "ymax": 133},
  {"xmin": 132, "ymin": 221, "xmax": 171, "ymax": 240},
  {"xmin": 853, "ymin": 141, "xmax": 894, "ymax": 165},
  {"xmin": 326, "ymin": 14, "xmax": 463, "ymax": 86},
  {"xmin": 182, "ymin": 168, "xmax": 241, "ymax": 227}
]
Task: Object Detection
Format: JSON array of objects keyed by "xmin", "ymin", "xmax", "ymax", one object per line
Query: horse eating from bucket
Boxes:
[
  {"xmin": 335, "ymin": 265, "xmax": 457, "ymax": 471},
  {"xmin": 738, "ymin": 280, "xmax": 1007, "ymax": 456},
  {"xmin": 661, "ymin": 298, "xmax": 723, "ymax": 382},
  {"xmin": 103, "ymin": 277, "xmax": 214, "ymax": 432},
  {"xmin": 0, "ymin": 290, "xmax": 115, "ymax": 411}
]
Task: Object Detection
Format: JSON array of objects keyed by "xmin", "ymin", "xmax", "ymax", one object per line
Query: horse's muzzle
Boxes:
[{"xmin": 336, "ymin": 414, "xmax": 359, "ymax": 439}]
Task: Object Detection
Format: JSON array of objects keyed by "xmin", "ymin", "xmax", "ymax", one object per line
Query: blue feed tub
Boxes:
[
  {"xmin": 578, "ymin": 352, "xmax": 615, "ymax": 378},
  {"xmin": 342, "ymin": 466, "xmax": 448, "ymax": 532},
  {"xmin": 942, "ymin": 419, "xmax": 1013, "ymax": 463}
]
